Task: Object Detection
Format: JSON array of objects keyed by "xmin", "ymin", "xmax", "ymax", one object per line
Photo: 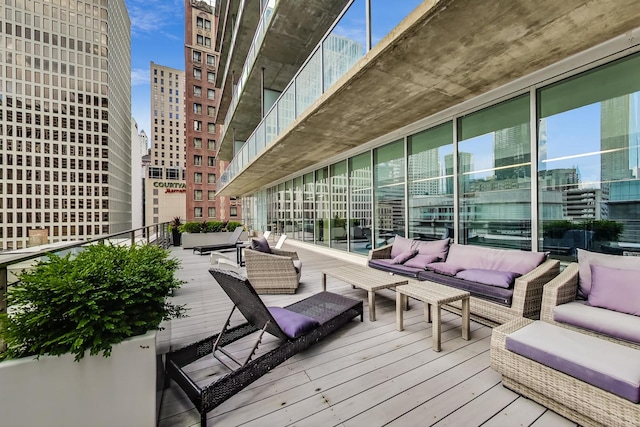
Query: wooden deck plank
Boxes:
[{"xmin": 159, "ymin": 243, "xmax": 573, "ymax": 427}]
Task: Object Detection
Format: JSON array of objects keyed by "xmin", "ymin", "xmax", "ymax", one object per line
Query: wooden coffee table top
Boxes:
[
  {"xmin": 322, "ymin": 264, "xmax": 408, "ymax": 292},
  {"xmin": 396, "ymin": 280, "xmax": 469, "ymax": 305}
]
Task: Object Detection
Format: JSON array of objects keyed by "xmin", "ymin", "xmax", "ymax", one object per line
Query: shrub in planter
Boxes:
[
  {"xmin": 169, "ymin": 216, "xmax": 183, "ymax": 246},
  {"xmin": 0, "ymin": 243, "xmax": 186, "ymax": 362}
]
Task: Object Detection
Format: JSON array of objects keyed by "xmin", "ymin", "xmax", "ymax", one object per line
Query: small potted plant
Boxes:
[
  {"xmin": 0, "ymin": 242, "xmax": 186, "ymax": 425},
  {"xmin": 169, "ymin": 216, "xmax": 183, "ymax": 246}
]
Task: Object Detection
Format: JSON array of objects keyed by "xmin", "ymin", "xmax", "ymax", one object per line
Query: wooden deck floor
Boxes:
[{"xmin": 158, "ymin": 243, "xmax": 576, "ymax": 427}]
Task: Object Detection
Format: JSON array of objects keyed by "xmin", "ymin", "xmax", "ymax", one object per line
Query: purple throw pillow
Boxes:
[
  {"xmin": 390, "ymin": 235, "xmax": 414, "ymax": 258},
  {"xmin": 403, "ymin": 254, "xmax": 440, "ymax": 269},
  {"xmin": 414, "ymin": 239, "xmax": 451, "ymax": 261},
  {"xmin": 455, "ymin": 269, "xmax": 521, "ymax": 289},
  {"xmin": 577, "ymin": 249, "xmax": 640, "ymax": 299},
  {"xmin": 251, "ymin": 236, "xmax": 271, "ymax": 253},
  {"xmin": 391, "ymin": 250, "xmax": 417, "ymax": 264},
  {"xmin": 268, "ymin": 307, "xmax": 320, "ymax": 339},
  {"xmin": 588, "ymin": 264, "xmax": 640, "ymax": 316},
  {"xmin": 425, "ymin": 262, "xmax": 464, "ymax": 276}
]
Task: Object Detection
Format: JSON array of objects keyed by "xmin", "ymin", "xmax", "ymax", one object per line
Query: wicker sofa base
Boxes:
[{"xmin": 491, "ymin": 318, "xmax": 640, "ymax": 427}]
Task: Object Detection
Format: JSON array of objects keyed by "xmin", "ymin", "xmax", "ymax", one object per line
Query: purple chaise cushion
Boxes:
[
  {"xmin": 413, "ymin": 239, "xmax": 450, "ymax": 260},
  {"xmin": 390, "ymin": 235, "xmax": 415, "ymax": 258},
  {"xmin": 554, "ymin": 301, "xmax": 640, "ymax": 344},
  {"xmin": 588, "ymin": 264, "xmax": 640, "ymax": 316},
  {"xmin": 455, "ymin": 269, "xmax": 521, "ymax": 289},
  {"xmin": 403, "ymin": 254, "xmax": 440, "ymax": 269},
  {"xmin": 445, "ymin": 244, "xmax": 546, "ymax": 276},
  {"xmin": 268, "ymin": 307, "xmax": 320, "ymax": 339},
  {"xmin": 392, "ymin": 250, "xmax": 417, "ymax": 264},
  {"xmin": 425, "ymin": 262, "xmax": 464, "ymax": 276},
  {"xmin": 577, "ymin": 249, "xmax": 640, "ymax": 299},
  {"xmin": 506, "ymin": 321, "xmax": 640, "ymax": 403},
  {"xmin": 251, "ymin": 236, "xmax": 271, "ymax": 253}
]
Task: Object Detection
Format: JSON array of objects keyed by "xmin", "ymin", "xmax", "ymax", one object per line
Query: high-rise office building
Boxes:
[
  {"xmin": 184, "ymin": 0, "xmax": 238, "ymax": 222},
  {"xmin": 146, "ymin": 63, "xmax": 186, "ymax": 225},
  {"xmin": 0, "ymin": 0, "xmax": 131, "ymax": 251}
]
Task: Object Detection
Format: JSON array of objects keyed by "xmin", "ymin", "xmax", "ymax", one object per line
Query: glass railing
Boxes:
[
  {"xmin": 221, "ymin": 0, "xmax": 247, "ymax": 88},
  {"xmin": 223, "ymin": 0, "xmax": 276, "ymax": 133}
]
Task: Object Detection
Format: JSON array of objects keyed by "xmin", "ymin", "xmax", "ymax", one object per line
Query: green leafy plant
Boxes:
[
  {"xmin": 179, "ymin": 220, "xmax": 244, "ymax": 233},
  {"xmin": 168, "ymin": 216, "xmax": 183, "ymax": 233},
  {"xmin": 0, "ymin": 243, "xmax": 186, "ymax": 362}
]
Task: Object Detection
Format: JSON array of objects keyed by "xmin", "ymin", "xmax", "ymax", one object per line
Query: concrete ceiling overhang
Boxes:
[
  {"xmin": 217, "ymin": 0, "xmax": 350, "ymax": 161},
  {"xmin": 216, "ymin": 1, "xmax": 261, "ymax": 120},
  {"xmin": 217, "ymin": 0, "xmax": 640, "ymax": 197}
]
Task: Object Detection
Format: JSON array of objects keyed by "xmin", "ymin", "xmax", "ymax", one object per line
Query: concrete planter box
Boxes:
[
  {"xmin": 0, "ymin": 331, "xmax": 157, "ymax": 427},
  {"xmin": 181, "ymin": 231, "xmax": 247, "ymax": 249}
]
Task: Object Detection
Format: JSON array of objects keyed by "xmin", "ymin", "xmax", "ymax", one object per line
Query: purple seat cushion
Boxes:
[
  {"xmin": 368, "ymin": 259, "xmax": 422, "ymax": 277},
  {"xmin": 413, "ymin": 239, "xmax": 450, "ymax": 260},
  {"xmin": 392, "ymin": 250, "xmax": 417, "ymax": 264},
  {"xmin": 455, "ymin": 269, "xmax": 521, "ymax": 289},
  {"xmin": 577, "ymin": 249, "xmax": 640, "ymax": 299},
  {"xmin": 554, "ymin": 301, "xmax": 640, "ymax": 344},
  {"xmin": 425, "ymin": 262, "xmax": 464, "ymax": 276},
  {"xmin": 403, "ymin": 254, "xmax": 440, "ymax": 269},
  {"xmin": 588, "ymin": 264, "xmax": 640, "ymax": 316},
  {"xmin": 417, "ymin": 270, "xmax": 514, "ymax": 305},
  {"xmin": 251, "ymin": 236, "xmax": 271, "ymax": 253},
  {"xmin": 267, "ymin": 307, "xmax": 320, "ymax": 339},
  {"xmin": 390, "ymin": 235, "xmax": 415, "ymax": 258},
  {"xmin": 445, "ymin": 244, "xmax": 546, "ymax": 276},
  {"xmin": 506, "ymin": 321, "xmax": 640, "ymax": 403}
]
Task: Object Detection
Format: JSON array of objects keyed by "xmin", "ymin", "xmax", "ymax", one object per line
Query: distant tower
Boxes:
[
  {"xmin": 601, "ymin": 95, "xmax": 632, "ymax": 182},
  {"xmin": 494, "ymin": 123, "xmax": 530, "ymax": 179}
]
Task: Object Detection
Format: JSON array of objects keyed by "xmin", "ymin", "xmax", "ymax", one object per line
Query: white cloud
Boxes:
[
  {"xmin": 127, "ymin": 0, "xmax": 183, "ymax": 37},
  {"xmin": 131, "ymin": 68, "xmax": 149, "ymax": 86}
]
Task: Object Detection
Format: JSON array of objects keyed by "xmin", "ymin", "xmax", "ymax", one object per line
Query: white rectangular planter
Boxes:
[
  {"xmin": 0, "ymin": 331, "xmax": 157, "ymax": 427},
  {"xmin": 181, "ymin": 231, "xmax": 248, "ymax": 248}
]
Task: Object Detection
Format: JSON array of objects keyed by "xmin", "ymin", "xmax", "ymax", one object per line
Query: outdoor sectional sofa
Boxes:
[
  {"xmin": 491, "ymin": 249, "xmax": 640, "ymax": 426},
  {"xmin": 368, "ymin": 236, "xmax": 560, "ymax": 326}
]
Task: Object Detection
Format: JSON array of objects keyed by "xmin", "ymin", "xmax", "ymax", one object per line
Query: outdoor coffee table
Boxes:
[
  {"xmin": 322, "ymin": 264, "xmax": 409, "ymax": 321},
  {"xmin": 396, "ymin": 280, "xmax": 470, "ymax": 352}
]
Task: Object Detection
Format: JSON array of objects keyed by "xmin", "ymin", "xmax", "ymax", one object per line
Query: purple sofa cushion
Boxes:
[
  {"xmin": 445, "ymin": 244, "xmax": 546, "ymax": 276},
  {"xmin": 403, "ymin": 254, "xmax": 440, "ymax": 269},
  {"xmin": 588, "ymin": 264, "xmax": 640, "ymax": 316},
  {"xmin": 413, "ymin": 239, "xmax": 450, "ymax": 260},
  {"xmin": 390, "ymin": 235, "xmax": 415, "ymax": 258},
  {"xmin": 506, "ymin": 321, "xmax": 640, "ymax": 403},
  {"xmin": 267, "ymin": 307, "xmax": 320, "ymax": 339},
  {"xmin": 368, "ymin": 259, "xmax": 422, "ymax": 278},
  {"xmin": 554, "ymin": 301, "xmax": 640, "ymax": 344},
  {"xmin": 425, "ymin": 262, "xmax": 464, "ymax": 276},
  {"xmin": 455, "ymin": 269, "xmax": 521, "ymax": 289},
  {"xmin": 577, "ymin": 249, "xmax": 640, "ymax": 299},
  {"xmin": 251, "ymin": 236, "xmax": 271, "ymax": 253},
  {"xmin": 417, "ymin": 270, "xmax": 514, "ymax": 306},
  {"xmin": 392, "ymin": 250, "xmax": 417, "ymax": 264}
]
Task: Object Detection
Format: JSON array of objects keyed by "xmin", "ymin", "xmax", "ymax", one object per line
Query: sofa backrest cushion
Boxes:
[
  {"xmin": 391, "ymin": 250, "xmax": 417, "ymax": 264},
  {"xmin": 577, "ymin": 249, "xmax": 640, "ymax": 299},
  {"xmin": 425, "ymin": 262, "xmax": 464, "ymax": 276},
  {"xmin": 403, "ymin": 254, "xmax": 440, "ymax": 269},
  {"xmin": 455, "ymin": 269, "xmax": 521, "ymax": 289},
  {"xmin": 445, "ymin": 244, "xmax": 546, "ymax": 276},
  {"xmin": 251, "ymin": 236, "xmax": 271, "ymax": 253},
  {"xmin": 390, "ymin": 235, "xmax": 415, "ymax": 258},
  {"xmin": 588, "ymin": 264, "xmax": 640, "ymax": 316},
  {"xmin": 413, "ymin": 238, "xmax": 450, "ymax": 260}
]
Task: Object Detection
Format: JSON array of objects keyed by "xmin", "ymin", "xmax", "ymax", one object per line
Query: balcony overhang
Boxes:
[
  {"xmin": 217, "ymin": 0, "xmax": 640, "ymax": 197},
  {"xmin": 217, "ymin": 0, "xmax": 349, "ymax": 161},
  {"xmin": 216, "ymin": 1, "xmax": 261, "ymax": 120}
]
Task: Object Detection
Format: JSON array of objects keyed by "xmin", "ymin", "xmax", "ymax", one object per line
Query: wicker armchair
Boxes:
[{"xmin": 244, "ymin": 248, "xmax": 301, "ymax": 294}]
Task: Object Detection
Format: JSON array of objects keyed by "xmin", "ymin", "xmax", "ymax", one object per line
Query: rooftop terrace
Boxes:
[{"xmin": 158, "ymin": 241, "xmax": 577, "ymax": 426}]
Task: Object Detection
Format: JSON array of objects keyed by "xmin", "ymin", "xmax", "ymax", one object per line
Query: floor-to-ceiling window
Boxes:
[
  {"xmin": 303, "ymin": 172, "xmax": 315, "ymax": 242},
  {"xmin": 538, "ymin": 53, "xmax": 640, "ymax": 259},
  {"xmin": 349, "ymin": 152, "xmax": 372, "ymax": 254},
  {"xmin": 408, "ymin": 122, "xmax": 454, "ymax": 241},
  {"xmin": 374, "ymin": 139, "xmax": 405, "ymax": 247},
  {"xmin": 293, "ymin": 176, "xmax": 304, "ymax": 240},
  {"xmin": 457, "ymin": 95, "xmax": 532, "ymax": 249},
  {"xmin": 330, "ymin": 160, "xmax": 348, "ymax": 251},
  {"xmin": 315, "ymin": 168, "xmax": 330, "ymax": 245}
]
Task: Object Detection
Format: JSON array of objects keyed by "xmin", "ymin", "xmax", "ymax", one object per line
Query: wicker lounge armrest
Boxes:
[
  {"xmin": 368, "ymin": 244, "xmax": 393, "ymax": 260},
  {"xmin": 270, "ymin": 248, "xmax": 299, "ymax": 260},
  {"xmin": 244, "ymin": 249, "xmax": 301, "ymax": 294},
  {"xmin": 539, "ymin": 262, "xmax": 579, "ymax": 323},
  {"xmin": 510, "ymin": 258, "xmax": 561, "ymax": 320}
]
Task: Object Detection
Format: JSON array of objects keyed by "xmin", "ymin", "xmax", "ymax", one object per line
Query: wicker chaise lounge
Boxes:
[{"xmin": 165, "ymin": 268, "xmax": 363, "ymax": 427}]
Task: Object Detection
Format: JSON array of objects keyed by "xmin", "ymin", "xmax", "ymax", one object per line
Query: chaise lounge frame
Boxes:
[
  {"xmin": 192, "ymin": 227, "xmax": 243, "ymax": 255},
  {"xmin": 165, "ymin": 268, "xmax": 363, "ymax": 426}
]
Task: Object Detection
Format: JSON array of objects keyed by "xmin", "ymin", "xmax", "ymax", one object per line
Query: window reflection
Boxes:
[
  {"xmin": 374, "ymin": 139, "xmax": 405, "ymax": 247},
  {"xmin": 315, "ymin": 167, "xmax": 330, "ymax": 246},
  {"xmin": 330, "ymin": 161, "xmax": 348, "ymax": 251},
  {"xmin": 349, "ymin": 152, "xmax": 372, "ymax": 254}
]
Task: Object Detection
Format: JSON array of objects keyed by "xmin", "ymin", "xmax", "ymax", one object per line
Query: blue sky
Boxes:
[{"xmin": 126, "ymin": 0, "xmax": 185, "ymax": 137}]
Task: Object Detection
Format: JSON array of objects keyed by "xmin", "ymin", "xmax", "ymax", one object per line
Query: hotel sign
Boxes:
[{"xmin": 154, "ymin": 182, "xmax": 187, "ymax": 194}]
